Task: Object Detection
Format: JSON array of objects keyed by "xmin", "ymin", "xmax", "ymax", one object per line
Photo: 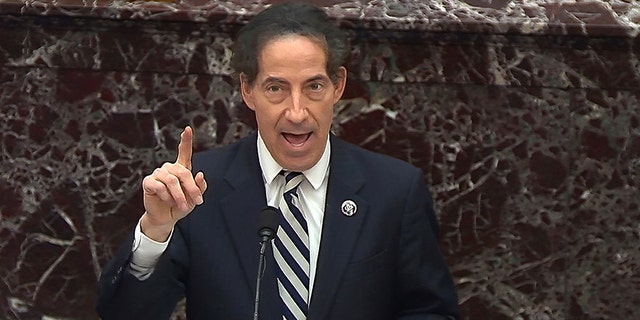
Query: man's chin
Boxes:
[{"xmin": 277, "ymin": 152, "xmax": 318, "ymax": 172}]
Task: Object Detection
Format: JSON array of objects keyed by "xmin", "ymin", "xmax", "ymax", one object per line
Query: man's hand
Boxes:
[{"xmin": 140, "ymin": 126, "xmax": 207, "ymax": 241}]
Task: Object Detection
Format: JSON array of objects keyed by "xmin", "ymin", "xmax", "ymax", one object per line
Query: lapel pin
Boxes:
[{"xmin": 341, "ymin": 200, "xmax": 357, "ymax": 217}]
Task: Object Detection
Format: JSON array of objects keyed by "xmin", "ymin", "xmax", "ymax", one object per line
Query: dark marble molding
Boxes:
[
  {"xmin": 0, "ymin": 0, "xmax": 639, "ymax": 37},
  {"xmin": 2, "ymin": 10, "xmax": 639, "ymax": 92}
]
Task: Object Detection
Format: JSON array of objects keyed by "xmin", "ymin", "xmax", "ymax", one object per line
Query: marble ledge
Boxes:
[{"xmin": 0, "ymin": 0, "xmax": 639, "ymax": 37}]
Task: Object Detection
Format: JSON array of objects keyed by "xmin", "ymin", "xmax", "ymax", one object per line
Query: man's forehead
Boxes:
[{"xmin": 257, "ymin": 34, "xmax": 328, "ymax": 59}]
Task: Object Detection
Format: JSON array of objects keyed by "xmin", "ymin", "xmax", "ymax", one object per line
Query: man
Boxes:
[{"xmin": 96, "ymin": 2, "xmax": 460, "ymax": 319}]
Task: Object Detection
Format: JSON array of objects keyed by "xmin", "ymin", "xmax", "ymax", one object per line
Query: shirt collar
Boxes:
[{"xmin": 257, "ymin": 133, "xmax": 330, "ymax": 190}]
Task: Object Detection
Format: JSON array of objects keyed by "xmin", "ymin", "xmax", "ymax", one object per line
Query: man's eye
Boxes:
[
  {"xmin": 267, "ymin": 86, "xmax": 281, "ymax": 92},
  {"xmin": 309, "ymin": 83, "xmax": 322, "ymax": 91}
]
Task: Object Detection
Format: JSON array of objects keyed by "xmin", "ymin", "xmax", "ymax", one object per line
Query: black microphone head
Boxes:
[{"xmin": 257, "ymin": 206, "xmax": 280, "ymax": 240}]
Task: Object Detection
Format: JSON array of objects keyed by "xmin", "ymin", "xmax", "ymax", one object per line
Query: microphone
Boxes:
[
  {"xmin": 253, "ymin": 206, "xmax": 279, "ymax": 320},
  {"xmin": 257, "ymin": 206, "xmax": 279, "ymax": 243}
]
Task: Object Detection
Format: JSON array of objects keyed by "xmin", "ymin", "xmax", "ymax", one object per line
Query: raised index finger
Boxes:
[{"xmin": 176, "ymin": 126, "xmax": 193, "ymax": 170}]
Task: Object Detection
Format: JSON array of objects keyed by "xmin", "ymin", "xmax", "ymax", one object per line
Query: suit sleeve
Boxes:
[
  {"xmin": 396, "ymin": 169, "xmax": 460, "ymax": 320},
  {"xmin": 96, "ymin": 225, "xmax": 188, "ymax": 320}
]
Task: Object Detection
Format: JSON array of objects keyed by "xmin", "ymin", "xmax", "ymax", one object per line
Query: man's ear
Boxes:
[
  {"xmin": 239, "ymin": 73, "xmax": 256, "ymax": 110},
  {"xmin": 332, "ymin": 67, "xmax": 347, "ymax": 104}
]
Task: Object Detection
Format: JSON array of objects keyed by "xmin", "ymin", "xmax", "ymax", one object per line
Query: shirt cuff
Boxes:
[{"xmin": 128, "ymin": 218, "xmax": 173, "ymax": 280}]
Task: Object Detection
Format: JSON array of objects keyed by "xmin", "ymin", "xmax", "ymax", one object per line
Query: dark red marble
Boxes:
[{"xmin": 1, "ymin": 1, "xmax": 639, "ymax": 319}]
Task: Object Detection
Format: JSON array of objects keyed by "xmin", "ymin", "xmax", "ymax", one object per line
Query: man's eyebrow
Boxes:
[
  {"xmin": 262, "ymin": 74, "xmax": 329, "ymax": 85},
  {"xmin": 263, "ymin": 76, "xmax": 287, "ymax": 84},
  {"xmin": 306, "ymin": 75, "xmax": 329, "ymax": 83}
]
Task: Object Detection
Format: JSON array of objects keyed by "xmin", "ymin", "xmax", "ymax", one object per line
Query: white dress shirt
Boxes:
[
  {"xmin": 257, "ymin": 134, "xmax": 329, "ymax": 298},
  {"xmin": 130, "ymin": 133, "xmax": 330, "ymax": 297}
]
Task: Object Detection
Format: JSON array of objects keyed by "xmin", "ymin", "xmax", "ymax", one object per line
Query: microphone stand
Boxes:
[
  {"xmin": 253, "ymin": 239, "xmax": 269, "ymax": 320},
  {"xmin": 253, "ymin": 206, "xmax": 278, "ymax": 320}
]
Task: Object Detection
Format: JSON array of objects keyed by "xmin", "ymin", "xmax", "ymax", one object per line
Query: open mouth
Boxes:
[{"xmin": 282, "ymin": 132, "xmax": 311, "ymax": 147}]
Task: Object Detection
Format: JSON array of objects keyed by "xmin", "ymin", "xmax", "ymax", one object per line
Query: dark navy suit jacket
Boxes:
[{"xmin": 96, "ymin": 134, "xmax": 460, "ymax": 319}]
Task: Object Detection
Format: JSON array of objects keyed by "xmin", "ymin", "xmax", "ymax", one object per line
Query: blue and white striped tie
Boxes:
[{"xmin": 274, "ymin": 171, "xmax": 309, "ymax": 320}]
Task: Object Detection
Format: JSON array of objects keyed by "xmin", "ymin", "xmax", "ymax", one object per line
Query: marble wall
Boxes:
[{"xmin": 1, "ymin": 0, "xmax": 639, "ymax": 319}]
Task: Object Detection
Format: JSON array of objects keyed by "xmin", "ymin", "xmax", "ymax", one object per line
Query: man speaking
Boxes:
[{"xmin": 96, "ymin": 2, "xmax": 460, "ymax": 319}]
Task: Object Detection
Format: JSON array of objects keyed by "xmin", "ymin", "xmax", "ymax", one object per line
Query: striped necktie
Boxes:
[{"xmin": 274, "ymin": 171, "xmax": 309, "ymax": 320}]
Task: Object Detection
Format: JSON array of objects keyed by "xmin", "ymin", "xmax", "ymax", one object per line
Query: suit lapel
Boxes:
[
  {"xmin": 308, "ymin": 137, "xmax": 368, "ymax": 319},
  {"xmin": 218, "ymin": 135, "xmax": 280, "ymax": 318}
]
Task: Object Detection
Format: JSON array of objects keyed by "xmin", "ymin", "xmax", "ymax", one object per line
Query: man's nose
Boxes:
[{"xmin": 285, "ymin": 91, "xmax": 308, "ymax": 123}]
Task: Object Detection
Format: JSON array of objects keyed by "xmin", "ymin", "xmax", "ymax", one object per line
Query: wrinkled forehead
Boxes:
[
  {"xmin": 255, "ymin": 35, "xmax": 330, "ymax": 79},
  {"xmin": 256, "ymin": 33, "xmax": 329, "ymax": 63}
]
